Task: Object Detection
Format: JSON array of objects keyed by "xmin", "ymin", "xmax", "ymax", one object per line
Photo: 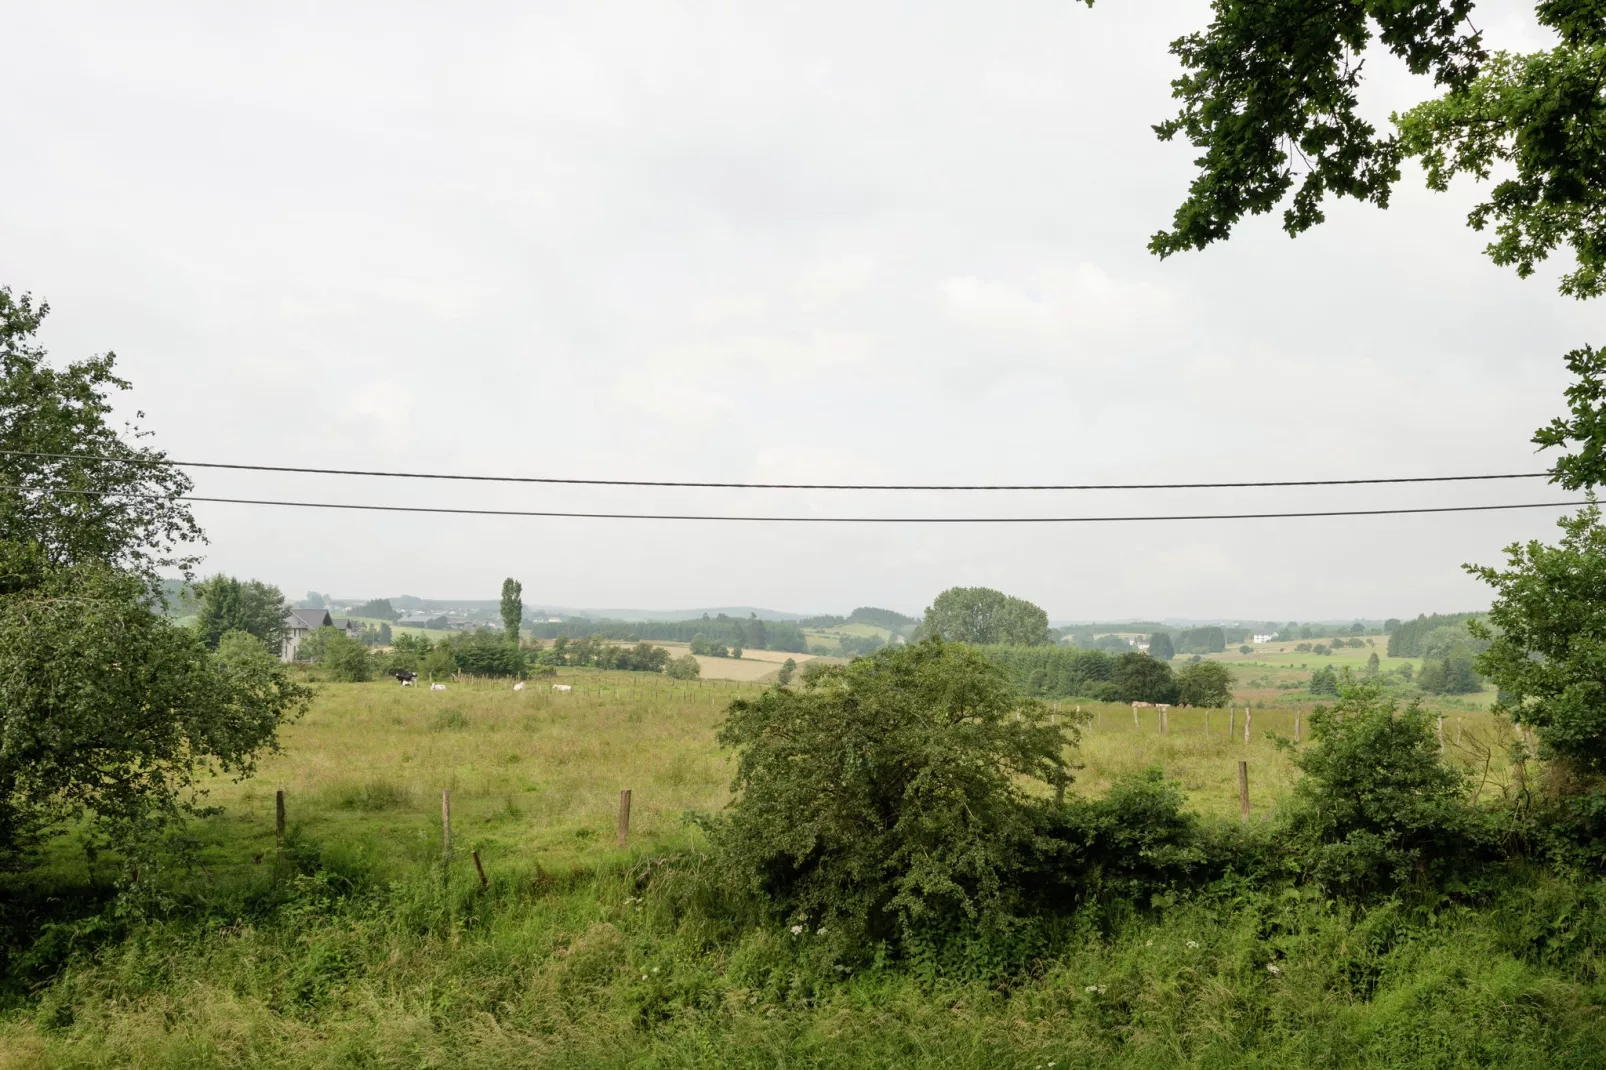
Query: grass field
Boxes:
[{"xmin": 0, "ymin": 666, "xmax": 1582, "ymax": 1068}]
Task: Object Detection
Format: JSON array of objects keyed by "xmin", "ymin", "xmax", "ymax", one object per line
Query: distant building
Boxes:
[
  {"xmin": 396, "ymin": 612, "xmax": 450, "ymax": 630},
  {"xmin": 282, "ymin": 608, "xmax": 332, "ymax": 662},
  {"xmin": 1252, "ymin": 633, "xmax": 1274, "ymax": 644},
  {"xmin": 328, "ymin": 618, "xmax": 363, "ymax": 640}
]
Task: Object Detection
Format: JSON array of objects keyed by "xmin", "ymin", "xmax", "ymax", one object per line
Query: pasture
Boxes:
[
  {"xmin": 75, "ymin": 666, "xmax": 1514, "ymax": 885},
  {"xmin": 0, "ymin": 666, "xmax": 1569, "ymax": 1070}
]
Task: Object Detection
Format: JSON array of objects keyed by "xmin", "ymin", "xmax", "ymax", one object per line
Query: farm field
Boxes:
[{"xmin": 0, "ymin": 668, "xmax": 1575, "ymax": 1068}]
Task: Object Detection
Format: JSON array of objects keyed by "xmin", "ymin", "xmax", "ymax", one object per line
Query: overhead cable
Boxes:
[
  {"xmin": 0, "ymin": 450, "xmax": 1553, "ymax": 492},
  {"xmin": 26, "ymin": 487, "xmax": 1589, "ymax": 523}
]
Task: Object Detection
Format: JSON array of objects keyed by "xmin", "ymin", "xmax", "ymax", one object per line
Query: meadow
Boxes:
[{"xmin": 0, "ymin": 666, "xmax": 1592, "ymax": 1069}]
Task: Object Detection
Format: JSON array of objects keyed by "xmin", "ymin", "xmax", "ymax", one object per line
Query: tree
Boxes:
[
  {"xmin": 1175, "ymin": 661, "xmax": 1234, "ymax": 707},
  {"xmin": 1385, "ymin": 618, "xmax": 1402, "ymax": 633},
  {"xmin": 194, "ymin": 574, "xmax": 290, "ymax": 653},
  {"xmin": 922, "ymin": 587, "xmax": 1050, "ymax": 646},
  {"xmin": 1148, "ymin": 631, "xmax": 1175, "ymax": 661},
  {"xmin": 702, "ymin": 639, "xmax": 1076, "ymax": 943},
  {"xmin": 1285, "ymin": 686, "xmax": 1484, "ymax": 896},
  {"xmin": 1470, "ymin": 505, "xmax": 1606, "ymax": 770},
  {"xmin": 1309, "ymin": 665, "xmax": 1341, "ymax": 696},
  {"xmin": 500, "ymin": 578, "xmax": 523, "ymax": 644},
  {"xmin": 730, "ymin": 645, "xmax": 744, "ymax": 659},
  {"xmin": 1122, "ymin": 2, "xmax": 1606, "ymax": 483},
  {"xmin": 666, "ymin": 653, "xmax": 701, "ymax": 680},
  {"xmin": 1111, "ymin": 652, "xmax": 1179, "ymax": 704},
  {"xmin": 352, "ymin": 598, "xmax": 397, "ymax": 621},
  {"xmin": 777, "ymin": 657, "xmax": 798, "ymax": 686},
  {"xmin": 1365, "ymin": 651, "xmax": 1382, "ymax": 679},
  {"xmin": 0, "ymin": 291, "xmax": 308, "ymax": 858},
  {"xmin": 0, "ymin": 287, "xmax": 201, "ymax": 589}
]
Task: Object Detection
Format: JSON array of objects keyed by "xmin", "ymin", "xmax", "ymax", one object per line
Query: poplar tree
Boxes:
[{"xmin": 500, "ymin": 577, "xmax": 523, "ymax": 644}]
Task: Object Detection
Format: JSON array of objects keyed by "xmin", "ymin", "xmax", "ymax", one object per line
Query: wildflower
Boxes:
[
  {"xmin": 652, "ymin": 967, "xmax": 659, "ymax": 974},
  {"xmin": 1186, "ymin": 940, "xmax": 1199, "ymax": 949},
  {"xmin": 790, "ymin": 924, "xmax": 804, "ymax": 935},
  {"xmin": 1266, "ymin": 963, "xmax": 1281, "ymax": 975},
  {"xmin": 817, "ymin": 926, "xmax": 828, "ymax": 935}
]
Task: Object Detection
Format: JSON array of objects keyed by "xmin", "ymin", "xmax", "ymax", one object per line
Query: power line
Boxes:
[
  {"xmin": 30, "ymin": 487, "xmax": 1589, "ymax": 523},
  {"xmin": 0, "ymin": 450, "xmax": 1553, "ymax": 492}
]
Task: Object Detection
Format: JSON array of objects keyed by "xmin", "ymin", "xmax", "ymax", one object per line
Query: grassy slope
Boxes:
[{"xmin": 0, "ymin": 672, "xmax": 1591, "ymax": 1067}]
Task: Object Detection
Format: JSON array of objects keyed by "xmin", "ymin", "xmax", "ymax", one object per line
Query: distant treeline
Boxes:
[
  {"xmin": 526, "ymin": 614, "xmax": 810, "ymax": 653},
  {"xmin": 793, "ymin": 607, "xmax": 919, "ymax": 631},
  {"xmin": 977, "ymin": 644, "xmax": 1116, "ymax": 699},
  {"xmin": 1387, "ymin": 613, "xmax": 1485, "ymax": 658}
]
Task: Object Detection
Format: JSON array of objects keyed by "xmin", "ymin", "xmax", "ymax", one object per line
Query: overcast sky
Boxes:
[{"xmin": 3, "ymin": 0, "xmax": 1595, "ymax": 621}]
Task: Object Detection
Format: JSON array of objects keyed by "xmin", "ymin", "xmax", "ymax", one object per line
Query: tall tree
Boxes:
[
  {"xmin": 500, "ymin": 577, "xmax": 523, "ymax": 644},
  {"xmin": 194, "ymin": 574, "xmax": 290, "ymax": 652},
  {"xmin": 0, "ymin": 287, "xmax": 202, "ymax": 592},
  {"xmin": 0, "ymin": 290, "xmax": 308, "ymax": 857},
  {"xmin": 1470, "ymin": 505, "xmax": 1606, "ymax": 770},
  {"xmin": 1119, "ymin": 0, "xmax": 1606, "ymax": 482},
  {"xmin": 1148, "ymin": 631, "xmax": 1176, "ymax": 661},
  {"xmin": 922, "ymin": 586, "xmax": 1051, "ymax": 646}
]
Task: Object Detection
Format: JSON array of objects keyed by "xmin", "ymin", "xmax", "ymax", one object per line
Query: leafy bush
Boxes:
[
  {"xmin": 1309, "ymin": 665, "xmax": 1340, "ymax": 696},
  {"xmin": 1175, "ymin": 661, "xmax": 1233, "ymax": 706},
  {"xmin": 665, "ymin": 653, "xmax": 701, "ymax": 680},
  {"xmin": 1111, "ymin": 652, "xmax": 1178, "ymax": 703},
  {"xmin": 1022, "ymin": 769, "xmax": 1213, "ymax": 911},
  {"xmin": 1283, "ymin": 686, "xmax": 1490, "ymax": 896},
  {"xmin": 702, "ymin": 638, "xmax": 1077, "ymax": 945},
  {"xmin": 443, "ymin": 630, "xmax": 525, "ymax": 676},
  {"xmin": 301, "ymin": 626, "xmax": 373, "ymax": 682}
]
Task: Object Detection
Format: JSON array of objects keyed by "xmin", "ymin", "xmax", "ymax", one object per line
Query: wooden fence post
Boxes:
[
  {"xmin": 472, "ymin": 849, "xmax": 488, "ymax": 890},
  {"xmin": 1294, "ymin": 712, "xmax": 1301, "ymax": 744},
  {"xmin": 1438, "ymin": 715, "xmax": 1446, "ymax": 754},
  {"xmin": 1238, "ymin": 760, "xmax": 1250, "ymax": 821},
  {"xmin": 275, "ymin": 789, "xmax": 286, "ymax": 855},
  {"xmin": 441, "ymin": 789, "xmax": 452, "ymax": 859},
  {"xmin": 1229, "ymin": 706, "xmax": 1236, "ymax": 740},
  {"xmin": 1243, "ymin": 708, "xmax": 1252, "ymax": 745},
  {"xmin": 617, "ymin": 788, "xmax": 632, "ymax": 848},
  {"xmin": 1205, "ymin": 709, "xmax": 1210, "ymax": 736}
]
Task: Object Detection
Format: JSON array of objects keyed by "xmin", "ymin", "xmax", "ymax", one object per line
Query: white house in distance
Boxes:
[
  {"xmin": 281, "ymin": 609, "xmax": 364, "ymax": 661},
  {"xmin": 282, "ymin": 608, "xmax": 332, "ymax": 662},
  {"xmin": 1252, "ymin": 633, "xmax": 1275, "ymax": 644}
]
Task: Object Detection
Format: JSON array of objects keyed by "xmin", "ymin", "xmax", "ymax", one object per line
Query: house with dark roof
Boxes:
[{"xmin": 282, "ymin": 608, "xmax": 331, "ymax": 662}]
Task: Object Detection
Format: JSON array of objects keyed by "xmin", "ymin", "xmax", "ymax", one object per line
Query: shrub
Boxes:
[
  {"xmin": 1309, "ymin": 665, "xmax": 1340, "ymax": 696},
  {"xmin": 776, "ymin": 658, "xmax": 796, "ymax": 685},
  {"xmin": 702, "ymin": 638, "xmax": 1078, "ymax": 945},
  {"xmin": 665, "ymin": 654, "xmax": 701, "ymax": 680},
  {"xmin": 1111, "ymin": 652, "xmax": 1178, "ymax": 704},
  {"xmin": 1283, "ymin": 685, "xmax": 1490, "ymax": 896},
  {"xmin": 1175, "ymin": 660, "xmax": 1233, "ymax": 706}
]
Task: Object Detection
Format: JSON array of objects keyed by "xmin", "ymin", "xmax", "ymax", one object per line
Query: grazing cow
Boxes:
[
  {"xmin": 513, "ymin": 681, "xmax": 525, "ymax": 692},
  {"xmin": 394, "ymin": 670, "xmax": 417, "ymax": 687},
  {"xmin": 430, "ymin": 683, "xmax": 447, "ymax": 692},
  {"xmin": 552, "ymin": 684, "xmax": 572, "ymax": 693}
]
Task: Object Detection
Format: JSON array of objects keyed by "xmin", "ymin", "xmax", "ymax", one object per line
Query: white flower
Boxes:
[
  {"xmin": 1266, "ymin": 963, "xmax": 1281, "ymax": 975},
  {"xmin": 790, "ymin": 924, "xmax": 804, "ymax": 935},
  {"xmin": 652, "ymin": 967, "xmax": 659, "ymax": 974},
  {"xmin": 1084, "ymin": 984, "xmax": 1106, "ymax": 994},
  {"xmin": 817, "ymin": 926, "xmax": 827, "ymax": 935},
  {"xmin": 1186, "ymin": 940, "xmax": 1199, "ymax": 949}
]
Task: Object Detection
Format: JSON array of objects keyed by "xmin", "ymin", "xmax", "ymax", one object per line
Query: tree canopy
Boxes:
[
  {"xmin": 1471, "ymin": 504, "xmax": 1606, "ymax": 771},
  {"xmin": 0, "ymin": 290, "xmax": 308, "ymax": 857},
  {"xmin": 921, "ymin": 587, "xmax": 1050, "ymax": 646},
  {"xmin": 500, "ymin": 578, "xmax": 522, "ymax": 644},
  {"xmin": 1126, "ymin": 0, "xmax": 1606, "ymax": 483},
  {"xmin": 194, "ymin": 574, "xmax": 290, "ymax": 653}
]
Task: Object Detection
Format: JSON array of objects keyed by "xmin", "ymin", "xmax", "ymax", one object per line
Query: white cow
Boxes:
[
  {"xmin": 552, "ymin": 684, "xmax": 572, "ymax": 693},
  {"xmin": 513, "ymin": 681, "xmax": 525, "ymax": 692},
  {"xmin": 430, "ymin": 683, "xmax": 447, "ymax": 692}
]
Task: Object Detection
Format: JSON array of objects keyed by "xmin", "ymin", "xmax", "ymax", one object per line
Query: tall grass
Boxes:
[{"xmin": 0, "ymin": 672, "xmax": 1568, "ymax": 1068}]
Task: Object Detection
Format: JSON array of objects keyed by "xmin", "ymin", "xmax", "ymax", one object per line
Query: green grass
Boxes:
[{"xmin": 0, "ymin": 672, "xmax": 1587, "ymax": 1067}]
